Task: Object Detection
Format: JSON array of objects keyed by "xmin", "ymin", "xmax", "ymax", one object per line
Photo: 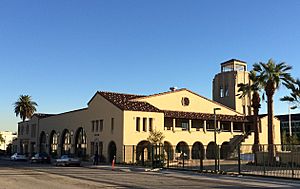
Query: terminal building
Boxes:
[{"xmin": 16, "ymin": 59, "xmax": 281, "ymax": 163}]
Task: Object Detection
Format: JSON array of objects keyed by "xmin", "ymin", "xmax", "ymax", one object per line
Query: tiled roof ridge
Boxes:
[{"xmin": 98, "ymin": 91, "xmax": 146, "ymax": 98}]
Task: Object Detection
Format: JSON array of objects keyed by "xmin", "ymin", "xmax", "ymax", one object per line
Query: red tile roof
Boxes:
[
  {"xmin": 98, "ymin": 91, "xmax": 162, "ymax": 112},
  {"xmin": 164, "ymin": 110, "xmax": 249, "ymax": 122}
]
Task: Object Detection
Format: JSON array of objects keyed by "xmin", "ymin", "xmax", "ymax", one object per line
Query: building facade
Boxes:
[
  {"xmin": 15, "ymin": 60, "xmax": 281, "ymax": 163},
  {"xmin": 0, "ymin": 131, "xmax": 17, "ymax": 151}
]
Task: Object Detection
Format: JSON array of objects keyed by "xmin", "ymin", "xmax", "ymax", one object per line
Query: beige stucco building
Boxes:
[{"xmin": 16, "ymin": 59, "xmax": 281, "ymax": 163}]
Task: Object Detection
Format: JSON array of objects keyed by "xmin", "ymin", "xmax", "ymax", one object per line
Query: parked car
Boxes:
[
  {"xmin": 55, "ymin": 155, "xmax": 81, "ymax": 166},
  {"xmin": 10, "ymin": 153, "xmax": 27, "ymax": 161},
  {"xmin": 30, "ymin": 152, "xmax": 51, "ymax": 163}
]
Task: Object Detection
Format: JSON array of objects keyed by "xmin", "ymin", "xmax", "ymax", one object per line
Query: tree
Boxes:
[
  {"xmin": 237, "ymin": 70, "xmax": 262, "ymax": 153},
  {"xmin": 253, "ymin": 59, "xmax": 294, "ymax": 159},
  {"xmin": 14, "ymin": 95, "xmax": 38, "ymax": 122},
  {"xmin": 147, "ymin": 130, "xmax": 165, "ymax": 145},
  {"xmin": 0, "ymin": 134, "xmax": 4, "ymax": 144},
  {"xmin": 281, "ymin": 78, "xmax": 300, "ymax": 106}
]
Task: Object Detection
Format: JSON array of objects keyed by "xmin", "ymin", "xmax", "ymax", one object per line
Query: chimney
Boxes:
[{"xmin": 170, "ymin": 87, "xmax": 177, "ymax": 91}]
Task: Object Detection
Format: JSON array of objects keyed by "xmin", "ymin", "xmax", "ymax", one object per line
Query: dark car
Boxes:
[{"xmin": 30, "ymin": 152, "xmax": 51, "ymax": 163}]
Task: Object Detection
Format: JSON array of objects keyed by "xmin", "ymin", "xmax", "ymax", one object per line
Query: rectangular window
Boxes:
[
  {"xmin": 100, "ymin": 120, "xmax": 104, "ymax": 132},
  {"xmin": 111, "ymin": 118, "xmax": 114, "ymax": 132},
  {"xmin": 31, "ymin": 124, "xmax": 36, "ymax": 137},
  {"xmin": 136, "ymin": 117, "xmax": 140, "ymax": 132},
  {"xmin": 143, "ymin": 118, "xmax": 147, "ymax": 132},
  {"xmin": 149, "ymin": 118, "xmax": 153, "ymax": 131},
  {"xmin": 220, "ymin": 87, "xmax": 224, "ymax": 98},
  {"xmin": 181, "ymin": 121, "xmax": 189, "ymax": 131},
  {"xmin": 26, "ymin": 124, "xmax": 29, "ymax": 135},
  {"xmin": 92, "ymin": 121, "xmax": 95, "ymax": 132},
  {"xmin": 96, "ymin": 120, "xmax": 99, "ymax": 132},
  {"xmin": 224, "ymin": 85, "xmax": 229, "ymax": 97}
]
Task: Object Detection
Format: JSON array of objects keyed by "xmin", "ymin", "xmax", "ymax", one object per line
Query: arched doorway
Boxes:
[
  {"xmin": 39, "ymin": 131, "xmax": 47, "ymax": 153},
  {"xmin": 191, "ymin": 142, "xmax": 205, "ymax": 159},
  {"xmin": 49, "ymin": 130, "xmax": 58, "ymax": 157},
  {"xmin": 108, "ymin": 141, "xmax": 117, "ymax": 163},
  {"xmin": 206, "ymin": 142, "xmax": 217, "ymax": 159},
  {"xmin": 75, "ymin": 127, "xmax": 87, "ymax": 157},
  {"xmin": 164, "ymin": 141, "xmax": 174, "ymax": 160},
  {"xmin": 220, "ymin": 142, "xmax": 231, "ymax": 159},
  {"xmin": 176, "ymin": 141, "xmax": 189, "ymax": 159},
  {"xmin": 61, "ymin": 129, "xmax": 71, "ymax": 155},
  {"xmin": 136, "ymin": 140, "xmax": 151, "ymax": 165}
]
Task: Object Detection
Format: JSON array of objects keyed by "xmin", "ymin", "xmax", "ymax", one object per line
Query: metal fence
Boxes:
[{"xmin": 123, "ymin": 144, "xmax": 300, "ymax": 179}]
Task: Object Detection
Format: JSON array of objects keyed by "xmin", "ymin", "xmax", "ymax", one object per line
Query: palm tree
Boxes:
[
  {"xmin": 281, "ymin": 78, "xmax": 300, "ymax": 106},
  {"xmin": 14, "ymin": 95, "xmax": 38, "ymax": 122},
  {"xmin": 253, "ymin": 59, "xmax": 294, "ymax": 160},
  {"xmin": 237, "ymin": 70, "xmax": 262, "ymax": 153}
]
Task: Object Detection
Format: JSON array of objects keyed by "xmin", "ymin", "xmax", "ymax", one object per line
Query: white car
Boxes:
[
  {"xmin": 10, "ymin": 153, "xmax": 27, "ymax": 161},
  {"xmin": 55, "ymin": 155, "xmax": 81, "ymax": 166}
]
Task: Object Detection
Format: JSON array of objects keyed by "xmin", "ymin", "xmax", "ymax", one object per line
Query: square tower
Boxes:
[{"xmin": 212, "ymin": 59, "xmax": 252, "ymax": 115}]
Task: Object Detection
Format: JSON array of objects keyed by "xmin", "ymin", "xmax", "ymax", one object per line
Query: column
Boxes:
[
  {"xmin": 203, "ymin": 120, "xmax": 207, "ymax": 133},
  {"xmin": 189, "ymin": 146, "xmax": 193, "ymax": 160},
  {"xmin": 242, "ymin": 123, "xmax": 246, "ymax": 134},
  {"xmin": 217, "ymin": 121, "xmax": 221, "ymax": 130},
  {"xmin": 172, "ymin": 118, "xmax": 176, "ymax": 132},
  {"xmin": 230, "ymin": 122, "xmax": 234, "ymax": 134},
  {"xmin": 189, "ymin": 119, "xmax": 192, "ymax": 132}
]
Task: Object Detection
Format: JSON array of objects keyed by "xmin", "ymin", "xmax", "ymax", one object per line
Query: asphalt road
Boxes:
[{"xmin": 1, "ymin": 159, "xmax": 300, "ymax": 189}]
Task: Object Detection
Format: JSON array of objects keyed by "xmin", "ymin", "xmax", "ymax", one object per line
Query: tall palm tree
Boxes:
[
  {"xmin": 237, "ymin": 70, "xmax": 262, "ymax": 153},
  {"xmin": 14, "ymin": 95, "xmax": 38, "ymax": 122},
  {"xmin": 253, "ymin": 59, "xmax": 294, "ymax": 159}
]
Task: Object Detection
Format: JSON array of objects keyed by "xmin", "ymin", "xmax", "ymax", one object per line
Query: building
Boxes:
[
  {"xmin": 276, "ymin": 113, "xmax": 300, "ymax": 139},
  {"xmin": 0, "ymin": 131, "xmax": 17, "ymax": 151},
  {"xmin": 213, "ymin": 59, "xmax": 252, "ymax": 115},
  {"xmin": 15, "ymin": 59, "xmax": 281, "ymax": 163}
]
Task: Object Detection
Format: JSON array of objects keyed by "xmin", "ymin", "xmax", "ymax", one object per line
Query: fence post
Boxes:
[
  {"xmin": 132, "ymin": 145, "xmax": 134, "ymax": 164},
  {"xmin": 263, "ymin": 145, "xmax": 266, "ymax": 175},
  {"xmin": 218, "ymin": 145, "xmax": 220, "ymax": 172},
  {"xmin": 291, "ymin": 145, "xmax": 295, "ymax": 178},
  {"xmin": 152, "ymin": 145, "xmax": 155, "ymax": 168},
  {"xmin": 123, "ymin": 145, "xmax": 125, "ymax": 163},
  {"xmin": 238, "ymin": 144, "xmax": 241, "ymax": 175},
  {"xmin": 182, "ymin": 151, "xmax": 185, "ymax": 169},
  {"xmin": 167, "ymin": 146, "xmax": 170, "ymax": 168}
]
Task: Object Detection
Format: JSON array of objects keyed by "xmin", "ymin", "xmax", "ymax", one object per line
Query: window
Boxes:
[
  {"xmin": 224, "ymin": 85, "xmax": 229, "ymax": 97},
  {"xmin": 220, "ymin": 86, "xmax": 224, "ymax": 98},
  {"xmin": 111, "ymin": 118, "xmax": 114, "ymax": 132},
  {"xmin": 142, "ymin": 118, "xmax": 147, "ymax": 132},
  {"xmin": 96, "ymin": 120, "xmax": 99, "ymax": 132},
  {"xmin": 181, "ymin": 121, "xmax": 189, "ymax": 131},
  {"xmin": 136, "ymin": 117, "xmax": 140, "ymax": 132},
  {"xmin": 149, "ymin": 118, "xmax": 153, "ymax": 131},
  {"xmin": 31, "ymin": 124, "xmax": 36, "ymax": 137},
  {"xmin": 92, "ymin": 121, "xmax": 95, "ymax": 132},
  {"xmin": 26, "ymin": 124, "xmax": 29, "ymax": 135},
  {"xmin": 100, "ymin": 120, "xmax": 104, "ymax": 132}
]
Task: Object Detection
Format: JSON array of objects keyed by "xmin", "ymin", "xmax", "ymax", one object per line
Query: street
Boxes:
[{"xmin": 1, "ymin": 159, "xmax": 300, "ymax": 188}]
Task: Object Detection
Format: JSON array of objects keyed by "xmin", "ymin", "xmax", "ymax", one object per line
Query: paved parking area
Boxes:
[{"xmin": 1, "ymin": 159, "xmax": 300, "ymax": 188}]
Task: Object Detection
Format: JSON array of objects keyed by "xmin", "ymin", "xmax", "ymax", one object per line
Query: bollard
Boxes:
[{"xmin": 112, "ymin": 155, "xmax": 116, "ymax": 171}]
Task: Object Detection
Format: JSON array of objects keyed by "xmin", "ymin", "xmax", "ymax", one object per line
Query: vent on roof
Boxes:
[{"xmin": 170, "ymin": 87, "xmax": 178, "ymax": 91}]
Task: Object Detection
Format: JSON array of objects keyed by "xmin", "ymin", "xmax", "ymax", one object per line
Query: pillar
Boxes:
[
  {"xmin": 203, "ymin": 120, "xmax": 207, "ymax": 133},
  {"xmin": 189, "ymin": 119, "xmax": 192, "ymax": 132},
  {"xmin": 242, "ymin": 123, "xmax": 246, "ymax": 134},
  {"xmin": 172, "ymin": 118, "xmax": 176, "ymax": 132},
  {"xmin": 230, "ymin": 122, "xmax": 234, "ymax": 134}
]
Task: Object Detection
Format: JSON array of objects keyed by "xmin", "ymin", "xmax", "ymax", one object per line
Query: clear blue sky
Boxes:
[{"xmin": 1, "ymin": 1, "xmax": 300, "ymax": 132}]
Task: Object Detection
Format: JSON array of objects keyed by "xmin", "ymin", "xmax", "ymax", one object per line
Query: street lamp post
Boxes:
[
  {"xmin": 214, "ymin": 107, "xmax": 221, "ymax": 172},
  {"xmin": 288, "ymin": 104, "xmax": 297, "ymax": 144}
]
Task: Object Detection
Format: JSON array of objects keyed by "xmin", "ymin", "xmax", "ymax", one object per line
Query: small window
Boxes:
[
  {"xmin": 136, "ymin": 117, "xmax": 140, "ymax": 132},
  {"xmin": 149, "ymin": 118, "xmax": 153, "ymax": 131},
  {"xmin": 92, "ymin": 121, "xmax": 95, "ymax": 132},
  {"xmin": 111, "ymin": 118, "xmax": 114, "ymax": 132},
  {"xmin": 220, "ymin": 87, "xmax": 224, "ymax": 98},
  {"xmin": 100, "ymin": 120, "xmax": 104, "ymax": 132},
  {"xmin": 143, "ymin": 118, "xmax": 147, "ymax": 132},
  {"xmin": 96, "ymin": 120, "xmax": 99, "ymax": 132},
  {"xmin": 224, "ymin": 85, "xmax": 229, "ymax": 97}
]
